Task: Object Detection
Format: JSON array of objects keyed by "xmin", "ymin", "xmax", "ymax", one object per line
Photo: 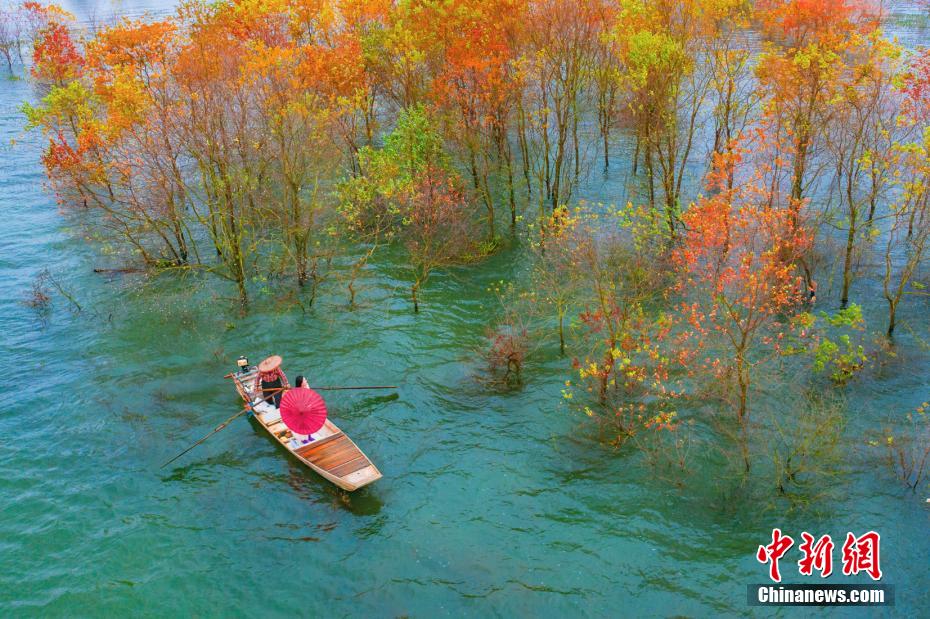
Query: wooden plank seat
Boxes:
[
  {"xmin": 298, "ymin": 435, "xmax": 370, "ymax": 475},
  {"xmin": 329, "ymin": 456, "xmax": 371, "ymax": 477},
  {"xmin": 295, "ymin": 432, "xmax": 345, "ymax": 457},
  {"xmin": 315, "ymin": 446, "xmax": 360, "ymax": 469},
  {"xmin": 305, "ymin": 437, "xmax": 356, "ymax": 466}
]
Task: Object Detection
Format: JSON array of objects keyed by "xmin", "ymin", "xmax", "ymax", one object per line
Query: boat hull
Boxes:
[{"xmin": 228, "ymin": 369, "xmax": 382, "ymax": 491}]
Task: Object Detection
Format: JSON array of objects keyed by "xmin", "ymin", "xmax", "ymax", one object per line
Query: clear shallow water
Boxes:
[{"xmin": 1, "ymin": 2, "xmax": 929, "ymax": 617}]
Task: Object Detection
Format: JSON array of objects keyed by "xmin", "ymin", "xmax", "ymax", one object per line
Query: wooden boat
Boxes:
[{"xmin": 227, "ymin": 366, "xmax": 382, "ymax": 491}]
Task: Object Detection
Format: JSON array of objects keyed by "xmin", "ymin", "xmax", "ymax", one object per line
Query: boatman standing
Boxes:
[{"xmin": 254, "ymin": 355, "xmax": 289, "ymax": 407}]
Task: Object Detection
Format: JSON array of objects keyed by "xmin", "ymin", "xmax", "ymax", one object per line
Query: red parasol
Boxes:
[{"xmin": 279, "ymin": 387, "xmax": 328, "ymax": 435}]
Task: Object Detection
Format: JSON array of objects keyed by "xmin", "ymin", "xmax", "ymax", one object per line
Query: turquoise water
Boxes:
[{"xmin": 1, "ymin": 2, "xmax": 929, "ymax": 616}]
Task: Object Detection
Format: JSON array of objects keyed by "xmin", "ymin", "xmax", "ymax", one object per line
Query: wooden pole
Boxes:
[
  {"xmin": 160, "ymin": 387, "xmax": 286, "ymax": 469},
  {"xmin": 222, "ymin": 373, "xmax": 398, "ymax": 392},
  {"xmin": 310, "ymin": 385, "xmax": 398, "ymax": 391}
]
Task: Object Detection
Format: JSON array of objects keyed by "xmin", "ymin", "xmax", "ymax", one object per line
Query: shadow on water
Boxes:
[
  {"xmin": 239, "ymin": 415, "xmax": 385, "ymax": 516},
  {"xmin": 159, "ymin": 432, "xmax": 384, "ymax": 520},
  {"xmin": 160, "ymin": 452, "xmax": 253, "ymax": 485},
  {"xmin": 358, "ymin": 391, "xmax": 402, "ymax": 405},
  {"xmin": 348, "ymin": 392, "xmax": 400, "ymax": 415},
  {"xmin": 282, "ymin": 458, "xmax": 384, "ymax": 516}
]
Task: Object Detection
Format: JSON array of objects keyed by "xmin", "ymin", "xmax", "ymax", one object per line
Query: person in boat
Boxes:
[
  {"xmin": 293, "ymin": 375, "xmax": 310, "ymax": 389},
  {"xmin": 254, "ymin": 355, "xmax": 289, "ymax": 407}
]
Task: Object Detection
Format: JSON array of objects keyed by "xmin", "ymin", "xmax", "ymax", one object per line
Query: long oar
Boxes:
[
  {"xmin": 160, "ymin": 407, "xmax": 250, "ymax": 469},
  {"xmin": 222, "ymin": 372, "xmax": 397, "ymax": 392},
  {"xmin": 160, "ymin": 387, "xmax": 286, "ymax": 469},
  {"xmin": 310, "ymin": 385, "xmax": 398, "ymax": 391}
]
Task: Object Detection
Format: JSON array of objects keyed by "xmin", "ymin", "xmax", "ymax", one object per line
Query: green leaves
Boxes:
[
  {"xmin": 22, "ymin": 80, "xmax": 95, "ymax": 131},
  {"xmin": 624, "ymin": 29, "xmax": 686, "ymax": 88},
  {"xmin": 821, "ymin": 303, "xmax": 866, "ymax": 330},
  {"xmin": 338, "ymin": 104, "xmax": 451, "ymax": 233},
  {"xmin": 792, "ymin": 304, "xmax": 869, "ymax": 385},
  {"xmin": 381, "ymin": 104, "xmax": 449, "ymax": 176}
]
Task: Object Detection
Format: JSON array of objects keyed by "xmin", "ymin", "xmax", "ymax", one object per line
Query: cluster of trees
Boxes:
[
  {"xmin": 15, "ymin": 0, "xmax": 497, "ymax": 306},
  {"xmin": 0, "ymin": 2, "xmax": 67, "ymax": 72},
  {"xmin": 9, "ymin": 0, "xmax": 930, "ymax": 483}
]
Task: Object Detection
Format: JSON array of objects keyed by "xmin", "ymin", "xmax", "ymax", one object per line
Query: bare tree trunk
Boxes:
[{"xmin": 840, "ymin": 209, "xmax": 856, "ymax": 309}]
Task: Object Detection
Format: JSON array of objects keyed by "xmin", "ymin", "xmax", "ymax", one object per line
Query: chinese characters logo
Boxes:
[{"xmin": 757, "ymin": 529, "xmax": 883, "ymax": 582}]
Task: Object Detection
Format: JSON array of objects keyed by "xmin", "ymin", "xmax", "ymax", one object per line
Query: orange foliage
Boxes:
[
  {"xmin": 429, "ymin": 0, "xmax": 525, "ymax": 126},
  {"xmin": 756, "ymin": 0, "xmax": 879, "ymax": 46},
  {"xmin": 901, "ymin": 47, "xmax": 930, "ymax": 124},
  {"xmin": 674, "ymin": 131, "xmax": 813, "ymax": 422},
  {"xmin": 32, "ymin": 20, "xmax": 82, "ymax": 83}
]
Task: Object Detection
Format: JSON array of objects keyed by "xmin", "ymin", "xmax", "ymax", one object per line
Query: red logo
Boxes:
[
  {"xmin": 841, "ymin": 531, "xmax": 883, "ymax": 581},
  {"xmin": 756, "ymin": 528, "xmax": 794, "ymax": 583},
  {"xmin": 758, "ymin": 529, "xmax": 882, "ymax": 582},
  {"xmin": 798, "ymin": 532, "xmax": 834, "ymax": 578}
]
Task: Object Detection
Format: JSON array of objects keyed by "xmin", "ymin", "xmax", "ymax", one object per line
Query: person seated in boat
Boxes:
[
  {"xmin": 283, "ymin": 374, "xmax": 318, "ymax": 447},
  {"xmin": 254, "ymin": 355, "xmax": 289, "ymax": 407}
]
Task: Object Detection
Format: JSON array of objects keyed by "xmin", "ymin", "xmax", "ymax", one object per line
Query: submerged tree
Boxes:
[
  {"xmin": 881, "ymin": 48, "xmax": 930, "ymax": 337},
  {"xmin": 402, "ymin": 165, "xmax": 480, "ymax": 312},
  {"xmin": 428, "ymin": 0, "xmax": 525, "ymax": 240},
  {"xmin": 674, "ymin": 135, "xmax": 812, "ymax": 469},
  {"xmin": 611, "ymin": 0, "xmax": 746, "ymax": 235},
  {"xmin": 241, "ymin": 3, "xmax": 343, "ymax": 292},
  {"xmin": 557, "ymin": 204, "xmax": 676, "ymax": 445},
  {"xmin": 337, "ymin": 104, "xmax": 484, "ymax": 311},
  {"xmin": 879, "ymin": 402, "xmax": 930, "ymax": 493},
  {"xmin": 336, "ymin": 106, "xmax": 445, "ymax": 307},
  {"xmin": 530, "ymin": 206, "xmax": 585, "ymax": 354},
  {"xmin": 518, "ymin": 0, "xmax": 600, "ymax": 215},
  {"xmin": 84, "ymin": 17, "xmax": 195, "ymax": 267},
  {"xmin": 706, "ymin": 2, "xmax": 757, "ymax": 189},
  {"xmin": 482, "ymin": 282, "xmax": 535, "ymax": 388},
  {"xmin": 0, "ymin": 1, "xmax": 28, "ymax": 73},
  {"xmin": 24, "ymin": 1, "xmax": 364, "ymax": 303},
  {"xmin": 825, "ymin": 33, "xmax": 903, "ymax": 309},
  {"xmin": 756, "ymin": 0, "xmax": 881, "ymax": 206}
]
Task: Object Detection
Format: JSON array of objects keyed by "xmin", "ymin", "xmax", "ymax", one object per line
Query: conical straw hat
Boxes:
[{"xmin": 258, "ymin": 355, "xmax": 282, "ymax": 373}]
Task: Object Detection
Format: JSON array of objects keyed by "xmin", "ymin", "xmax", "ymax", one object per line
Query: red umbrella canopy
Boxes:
[{"xmin": 280, "ymin": 388, "xmax": 328, "ymax": 435}]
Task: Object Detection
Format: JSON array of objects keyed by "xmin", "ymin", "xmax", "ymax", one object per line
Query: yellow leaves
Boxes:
[
  {"xmin": 239, "ymin": 38, "xmax": 299, "ymax": 88},
  {"xmin": 99, "ymin": 70, "xmax": 151, "ymax": 136},
  {"xmin": 578, "ymin": 362, "xmax": 600, "ymax": 380},
  {"xmin": 286, "ymin": 0, "xmax": 339, "ymax": 35},
  {"xmin": 42, "ymin": 4, "xmax": 77, "ymax": 22},
  {"xmin": 789, "ymin": 41, "xmax": 842, "ymax": 75}
]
